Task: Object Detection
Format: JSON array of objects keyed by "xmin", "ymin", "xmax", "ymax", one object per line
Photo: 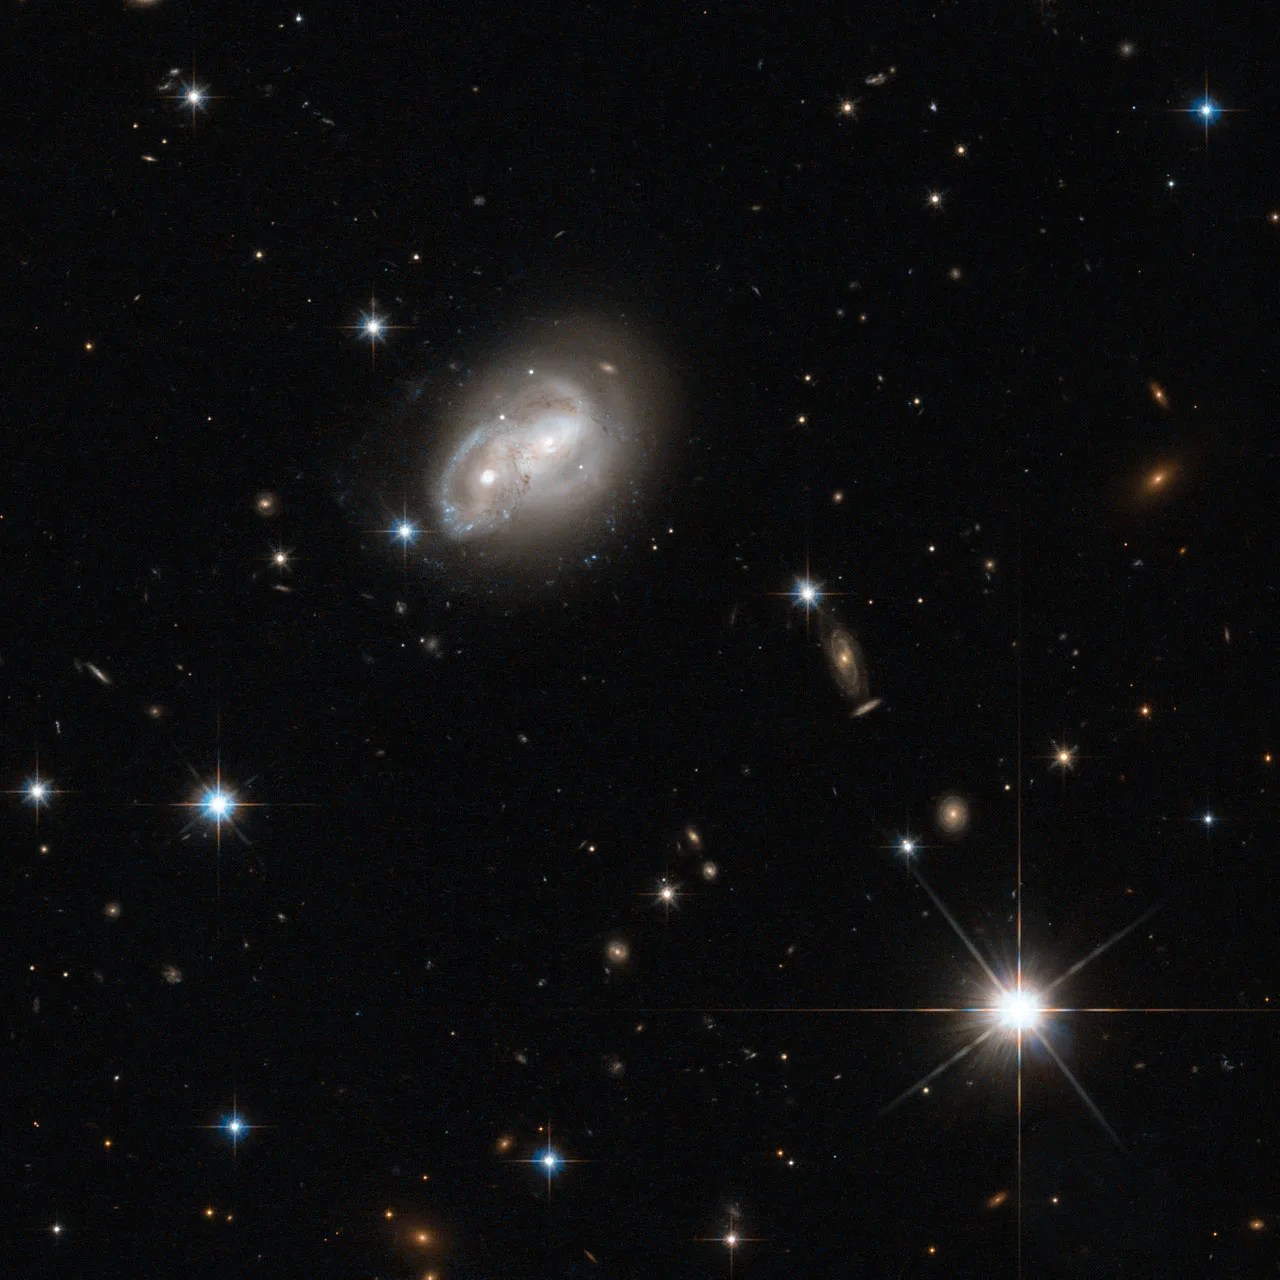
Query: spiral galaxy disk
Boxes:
[
  {"xmin": 820, "ymin": 612, "xmax": 877, "ymax": 709},
  {"xmin": 429, "ymin": 318, "xmax": 670, "ymax": 563}
]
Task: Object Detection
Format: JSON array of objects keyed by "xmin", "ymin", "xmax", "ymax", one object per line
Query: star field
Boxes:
[{"xmin": 7, "ymin": 1, "xmax": 1280, "ymax": 1277}]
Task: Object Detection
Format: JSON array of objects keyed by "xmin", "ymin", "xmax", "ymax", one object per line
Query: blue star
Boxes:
[
  {"xmin": 394, "ymin": 521, "xmax": 417, "ymax": 544},
  {"xmin": 1196, "ymin": 98, "xmax": 1218, "ymax": 121},
  {"xmin": 203, "ymin": 790, "xmax": 234, "ymax": 821}
]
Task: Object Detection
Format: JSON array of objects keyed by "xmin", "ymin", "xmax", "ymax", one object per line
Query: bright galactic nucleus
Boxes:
[{"xmin": 428, "ymin": 317, "xmax": 671, "ymax": 564}]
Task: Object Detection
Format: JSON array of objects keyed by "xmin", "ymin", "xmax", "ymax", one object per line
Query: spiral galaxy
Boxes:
[
  {"xmin": 429, "ymin": 318, "xmax": 670, "ymax": 562},
  {"xmin": 820, "ymin": 614, "xmax": 880, "ymax": 716}
]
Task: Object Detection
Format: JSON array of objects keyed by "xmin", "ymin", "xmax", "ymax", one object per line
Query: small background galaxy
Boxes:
[{"xmin": 7, "ymin": 2, "xmax": 1280, "ymax": 1277}]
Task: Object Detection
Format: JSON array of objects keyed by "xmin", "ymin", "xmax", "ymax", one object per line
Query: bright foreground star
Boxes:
[
  {"xmin": 203, "ymin": 790, "xmax": 234, "ymax": 820},
  {"xmin": 997, "ymin": 987, "xmax": 1042, "ymax": 1031}
]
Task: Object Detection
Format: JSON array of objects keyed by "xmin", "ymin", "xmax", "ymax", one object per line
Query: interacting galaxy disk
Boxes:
[
  {"xmin": 340, "ymin": 315, "xmax": 673, "ymax": 578},
  {"xmin": 431, "ymin": 318, "xmax": 672, "ymax": 567},
  {"xmin": 437, "ymin": 371, "xmax": 623, "ymax": 544}
]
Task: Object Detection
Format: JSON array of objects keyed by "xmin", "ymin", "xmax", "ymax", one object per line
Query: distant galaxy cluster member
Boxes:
[
  {"xmin": 819, "ymin": 614, "xmax": 880, "ymax": 716},
  {"xmin": 430, "ymin": 318, "xmax": 672, "ymax": 560}
]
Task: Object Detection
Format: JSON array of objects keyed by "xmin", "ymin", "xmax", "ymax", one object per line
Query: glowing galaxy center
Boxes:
[
  {"xmin": 997, "ymin": 988, "xmax": 1041, "ymax": 1031},
  {"xmin": 438, "ymin": 376, "xmax": 617, "ymax": 543},
  {"xmin": 418, "ymin": 318, "xmax": 671, "ymax": 561}
]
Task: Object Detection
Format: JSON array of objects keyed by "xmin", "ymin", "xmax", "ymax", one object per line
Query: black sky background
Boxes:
[{"xmin": 6, "ymin": 1, "xmax": 1280, "ymax": 1276}]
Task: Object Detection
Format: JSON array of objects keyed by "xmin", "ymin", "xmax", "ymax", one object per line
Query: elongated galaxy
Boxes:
[
  {"xmin": 430, "ymin": 318, "xmax": 669, "ymax": 560},
  {"xmin": 820, "ymin": 612, "xmax": 880, "ymax": 715}
]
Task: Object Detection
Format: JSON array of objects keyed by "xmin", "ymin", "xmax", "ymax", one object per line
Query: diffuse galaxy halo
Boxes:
[
  {"xmin": 431, "ymin": 317, "xmax": 671, "ymax": 560},
  {"xmin": 341, "ymin": 314, "xmax": 674, "ymax": 580}
]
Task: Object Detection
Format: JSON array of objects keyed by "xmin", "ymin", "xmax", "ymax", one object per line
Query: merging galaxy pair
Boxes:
[{"xmin": 353, "ymin": 317, "xmax": 671, "ymax": 571}]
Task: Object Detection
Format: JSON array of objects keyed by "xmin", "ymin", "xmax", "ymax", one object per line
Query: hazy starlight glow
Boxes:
[
  {"xmin": 997, "ymin": 988, "xmax": 1042, "ymax": 1031},
  {"xmin": 203, "ymin": 790, "xmax": 234, "ymax": 820}
]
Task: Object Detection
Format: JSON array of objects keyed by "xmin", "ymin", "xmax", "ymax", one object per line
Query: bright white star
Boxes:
[
  {"xmin": 203, "ymin": 791, "xmax": 234, "ymax": 820},
  {"xmin": 997, "ymin": 988, "xmax": 1042, "ymax": 1031}
]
